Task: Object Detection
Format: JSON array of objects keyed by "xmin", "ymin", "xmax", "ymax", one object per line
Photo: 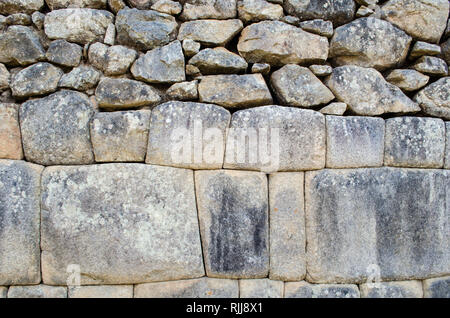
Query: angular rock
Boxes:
[
  {"xmin": 195, "ymin": 170, "xmax": 269, "ymax": 279},
  {"xmin": 410, "ymin": 41, "xmax": 441, "ymax": 58},
  {"xmin": 95, "ymin": 78, "xmax": 161, "ymax": 109},
  {"xmin": 115, "ymin": 8, "xmax": 177, "ymax": 50},
  {"xmin": 309, "ymin": 64, "xmax": 332, "ymax": 77},
  {"xmin": 0, "ymin": 160, "xmax": 43, "ymax": 285},
  {"xmin": 20, "ymin": 90, "xmax": 95, "ymax": 165},
  {"xmin": 270, "ymin": 64, "xmax": 335, "ymax": 107},
  {"xmin": 178, "ymin": 19, "xmax": 243, "ymax": 46},
  {"xmin": 182, "ymin": 39, "xmax": 200, "ymax": 57},
  {"xmin": 46, "ymin": 0, "xmax": 107, "ymax": 10},
  {"xmin": 44, "ymin": 9, "xmax": 114, "ymax": 45},
  {"xmin": 299, "ymin": 19, "xmax": 334, "ymax": 38},
  {"xmin": 135, "ymin": 278, "xmax": 239, "ymax": 298},
  {"xmin": 46, "ymin": 40, "xmax": 82, "ymax": 67},
  {"xmin": 356, "ymin": 5, "xmax": 374, "ymax": 17},
  {"xmin": 166, "ymin": 80, "xmax": 198, "ymax": 101},
  {"xmin": 185, "ymin": 64, "xmax": 201, "ymax": 77},
  {"xmin": 380, "ymin": 0, "xmax": 449, "ymax": 43},
  {"xmin": 58, "ymin": 65, "xmax": 102, "ymax": 91},
  {"xmin": 89, "ymin": 43, "xmax": 137, "ymax": 76},
  {"xmin": 198, "ymin": 74, "xmax": 272, "ymax": 108},
  {"xmin": 441, "ymin": 39, "xmax": 450, "ymax": 65},
  {"xmin": 146, "ymin": 101, "xmax": 230, "ymax": 169},
  {"xmin": 151, "ymin": 0, "xmax": 182, "ymax": 15},
  {"xmin": 330, "ymin": 17, "xmax": 412, "ymax": 70},
  {"xmin": 239, "ymin": 279, "xmax": 284, "ymax": 298},
  {"xmin": 360, "ymin": 281, "xmax": 423, "ymax": 298},
  {"xmin": 0, "ymin": 103, "xmax": 23, "ymax": 159},
  {"xmin": 281, "ymin": 15, "xmax": 300, "ymax": 26},
  {"xmin": 251, "ymin": 63, "xmax": 270, "ymax": 75},
  {"xmin": 90, "ymin": 110, "xmax": 150, "ymax": 162},
  {"xmin": 386, "ymin": 69, "xmax": 429, "ymax": 92},
  {"xmin": 0, "ymin": 26, "xmax": 45, "ymax": 66},
  {"xmin": 284, "ymin": 0, "xmax": 356, "ymax": 26},
  {"xmin": 423, "ymin": 276, "xmax": 450, "ymax": 298},
  {"xmin": 237, "ymin": 21, "xmax": 329, "ymax": 66},
  {"xmin": 0, "ymin": 64, "xmax": 9, "ymax": 90},
  {"xmin": 0, "ymin": 287, "xmax": 6, "ymax": 298},
  {"xmin": 7, "ymin": 285, "xmax": 67, "ymax": 298},
  {"xmin": 269, "ymin": 173, "xmax": 305, "ymax": 281},
  {"xmin": 127, "ymin": 0, "xmax": 155, "ymax": 9},
  {"xmin": 384, "ymin": 117, "xmax": 445, "ymax": 168},
  {"xmin": 180, "ymin": 0, "xmax": 237, "ymax": 20},
  {"xmin": 41, "ymin": 164, "xmax": 204, "ymax": 285},
  {"xmin": 237, "ymin": 0, "xmax": 283, "ymax": 23},
  {"xmin": 5, "ymin": 13, "xmax": 31, "ymax": 26},
  {"xmin": 108, "ymin": 0, "xmax": 126, "ymax": 13},
  {"xmin": 0, "ymin": 0, "xmax": 44, "ymax": 15},
  {"xmin": 103, "ymin": 23, "xmax": 115, "ymax": 45},
  {"xmin": 224, "ymin": 106, "xmax": 326, "ymax": 172},
  {"xmin": 131, "ymin": 41, "xmax": 185, "ymax": 84},
  {"xmin": 31, "ymin": 11, "xmax": 45, "ymax": 30},
  {"xmin": 319, "ymin": 102, "xmax": 347, "ymax": 115},
  {"xmin": 305, "ymin": 168, "xmax": 448, "ymax": 283},
  {"xmin": 69, "ymin": 285, "xmax": 133, "ymax": 298},
  {"xmin": 413, "ymin": 56, "xmax": 448, "ymax": 76},
  {"xmin": 326, "ymin": 116, "xmax": 385, "ymax": 168},
  {"xmin": 10, "ymin": 62, "xmax": 63, "ymax": 98},
  {"xmin": 325, "ymin": 66, "xmax": 420, "ymax": 115},
  {"xmin": 414, "ymin": 77, "xmax": 450, "ymax": 119},
  {"xmin": 188, "ymin": 48, "xmax": 248, "ymax": 75},
  {"xmin": 285, "ymin": 282, "xmax": 360, "ymax": 298}
]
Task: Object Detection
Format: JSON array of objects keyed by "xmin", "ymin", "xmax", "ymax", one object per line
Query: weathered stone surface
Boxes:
[
  {"xmin": 414, "ymin": 77, "xmax": 450, "ymax": 119},
  {"xmin": 0, "ymin": 104, "xmax": 23, "ymax": 159},
  {"xmin": 7, "ymin": 285, "xmax": 67, "ymax": 298},
  {"xmin": 0, "ymin": 0, "xmax": 44, "ymax": 15},
  {"xmin": 325, "ymin": 66, "xmax": 420, "ymax": 115},
  {"xmin": 384, "ymin": 117, "xmax": 445, "ymax": 168},
  {"xmin": 326, "ymin": 116, "xmax": 384, "ymax": 168},
  {"xmin": 92, "ymin": 45, "xmax": 137, "ymax": 76},
  {"xmin": 69, "ymin": 285, "xmax": 133, "ymax": 298},
  {"xmin": 198, "ymin": 74, "xmax": 272, "ymax": 108},
  {"xmin": 58, "ymin": 65, "xmax": 101, "ymax": 91},
  {"xmin": 305, "ymin": 168, "xmax": 449, "ymax": 283},
  {"xmin": 299, "ymin": 19, "xmax": 334, "ymax": 38},
  {"xmin": 195, "ymin": 170, "xmax": 269, "ymax": 279},
  {"xmin": 270, "ymin": 64, "xmax": 334, "ymax": 107},
  {"xmin": 319, "ymin": 102, "xmax": 347, "ymax": 115},
  {"xmin": 182, "ymin": 39, "xmax": 200, "ymax": 57},
  {"xmin": 46, "ymin": 40, "xmax": 82, "ymax": 67},
  {"xmin": 135, "ymin": 278, "xmax": 239, "ymax": 298},
  {"xmin": 238, "ymin": 0, "xmax": 283, "ymax": 23},
  {"xmin": 151, "ymin": 0, "xmax": 182, "ymax": 15},
  {"xmin": 309, "ymin": 64, "xmax": 332, "ymax": 77},
  {"xmin": 189, "ymin": 48, "xmax": 248, "ymax": 75},
  {"xmin": 237, "ymin": 21, "xmax": 329, "ymax": 66},
  {"xmin": 178, "ymin": 19, "xmax": 243, "ymax": 46},
  {"xmin": 442, "ymin": 39, "xmax": 450, "ymax": 65},
  {"xmin": 0, "ymin": 64, "xmax": 9, "ymax": 90},
  {"xmin": 46, "ymin": 0, "xmax": 107, "ymax": 10},
  {"xmin": 284, "ymin": 0, "xmax": 355, "ymax": 26},
  {"xmin": 10, "ymin": 62, "xmax": 63, "ymax": 98},
  {"xmin": 41, "ymin": 164, "xmax": 204, "ymax": 285},
  {"xmin": 95, "ymin": 78, "xmax": 161, "ymax": 109},
  {"xmin": 146, "ymin": 101, "xmax": 230, "ymax": 169},
  {"xmin": 131, "ymin": 41, "xmax": 185, "ymax": 84},
  {"xmin": 115, "ymin": 8, "xmax": 177, "ymax": 50},
  {"xmin": 281, "ymin": 14, "xmax": 300, "ymax": 26},
  {"xmin": 330, "ymin": 18, "xmax": 412, "ymax": 70},
  {"xmin": 20, "ymin": 90, "xmax": 95, "ymax": 165},
  {"xmin": 186, "ymin": 64, "xmax": 201, "ymax": 77},
  {"xmin": 4, "ymin": 13, "xmax": 31, "ymax": 26},
  {"xmin": 386, "ymin": 69, "xmax": 429, "ymax": 92},
  {"xmin": 413, "ymin": 56, "xmax": 448, "ymax": 76},
  {"xmin": 44, "ymin": 9, "xmax": 114, "ymax": 45},
  {"xmin": 269, "ymin": 173, "xmax": 305, "ymax": 281},
  {"xmin": 31, "ymin": 11, "xmax": 45, "ymax": 30},
  {"xmin": 239, "ymin": 279, "xmax": 284, "ymax": 298},
  {"xmin": 167, "ymin": 80, "xmax": 198, "ymax": 101},
  {"xmin": 91, "ymin": 110, "xmax": 150, "ymax": 162},
  {"xmin": 0, "ymin": 287, "xmax": 6, "ymax": 298},
  {"xmin": 127, "ymin": 0, "xmax": 155, "ymax": 9},
  {"xmin": 423, "ymin": 276, "xmax": 450, "ymax": 298},
  {"xmin": 0, "ymin": 26, "xmax": 45, "ymax": 66},
  {"xmin": 108, "ymin": 0, "xmax": 126, "ymax": 13},
  {"xmin": 380, "ymin": 0, "xmax": 449, "ymax": 43},
  {"xmin": 410, "ymin": 41, "xmax": 441, "ymax": 58},
  {"xmin": 360, "ymin": 281, "xmax": 423, "ymax": 298},
  {"xmin": 285, "ymin": 282, "xmax": 360, "ymax": 298},
  {"xmin": 356, "ymin": 5, "xmax": 374, "ymax": 17},
  {"xmin": 251, "ymin": 63, "xmax": 270, "ymax": 75},
  {"xmin": 224, "ymin": 106, "xmax": 326, "ymax": 172},
  {"xmin": 0, "ymin": 160, "xmax": 43, "ymax": 285},
  {"xmin": 180, "ymin": 0, "xmax": 237, "ymax": 20},
  {"xmin": 446, "ymin": 122, "xmax": 450, "ymax": 169}
]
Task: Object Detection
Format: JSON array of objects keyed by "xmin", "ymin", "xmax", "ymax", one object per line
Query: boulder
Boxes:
[
  {"xmin": 58, "ymin": 65, "xmax": 102, "ymax": 91},
  {"xmin": 413, "ymin": 56, "xmax": 448, "ymax": 76},
  {"xmin": 46, "ymin": 40, "xmax": 83, "ymax": 67},
  {"xmin": 299, "ymin": 19, "xmax": 334, "ymax": 38},
  {"xmin": 45, "ymin": 0, "xmax": 107, "ymax": 10},
  {"xmin": 319, "ymin": 102, "xmax": 347, "ymax": 115},
  {"xmin": 0, "ymin": 0, "xmax": 44, "ymax": 15},
  {"xmin": 166, "ymin": 80, "xmax": 198, "ymax": 101},
  {"xmin": 178, "ymin": 19, "xmax": 243, "ymax": 46},
  {"xmin": 151, "ymin": 0, "xmax": 182, "ymax": 15},
  {"xmin": 237, "ymin": 0, "xmax": 283, "ymax": 23},
  {"xmin": 0, "ymin": 26, "xmax": 45, "ymax": 66},
  {"xmin": 386, "ymin": 69, "xmax": 429, "ymax": 91},
  {"xmin": 414, "ymin": 77, "xmax": 450, "ymax": 119},
  {"xmin": 188, "ymin": 48, "xmax": 248, "ymax": 75},
  {"xmin": 88, "ymin": 44, "xmax": 137, "ymax": 76},
  {"xmin": 180, "ymin": 0, "xmax": 237, "ymax": 20},
  {"xmin": 410, "ymin": 41, "xmax": 441, "ymax": 59}
]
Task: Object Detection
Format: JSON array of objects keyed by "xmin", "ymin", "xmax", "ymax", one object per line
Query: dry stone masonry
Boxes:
[{"xmin": 0, "ymin": 0, "xmax": 449, "ymax": 298}]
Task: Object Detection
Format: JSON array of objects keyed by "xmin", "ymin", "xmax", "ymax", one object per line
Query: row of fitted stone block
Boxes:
[
  {"xmin": 1, "ymin": 276, "xmax": 449, "ymax": 298},
  {"xmin": 1, "ymin": 160, "xmax": 448, "ymax": 285},
  {"xmin": 1, "ymin": 95, "xmax": 450, "ymax": 170}
]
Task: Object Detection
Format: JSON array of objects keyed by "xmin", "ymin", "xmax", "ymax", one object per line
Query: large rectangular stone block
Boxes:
[
  {"xmin": 195, "ymin": 170, "xmax": 269, "ymax": 279},
  {"xmin": 7, "ymin": 285, "xmax": 67, "ymax": 298},
  {"xmin": 41, "ymin": 164, "xmax": 204, "ymax": 285},
  {"xmin": 423, "ymin": 276, "xmax": 450, "ymax": 298},
  {"xmin": 359, "ymin": 281, "xmax": 423, "ymax": 298},
  {"xmin": 285, "ymin": 281, "xmax": 360, "ymax": 298},
  {"xmin": 239, "ymin": 279, "xmax": 284, "ymax": 298},
  {"xmin": 305, "ymin": 168, "xmax": 449, "ymax": 283},
  {"xmin": 0, "ymin": 160, "xmax": 43, "ymax": 285},
  {"xmin": 269, "ymin": 172, "xmax": 306, "ymax": 281},
  {"xmin": 69, "ymin": 285, "xmax": 133, "ymax": 298}
]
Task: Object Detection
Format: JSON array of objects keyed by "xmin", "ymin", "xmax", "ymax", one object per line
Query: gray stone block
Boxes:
[
  {"xmin": 445, "ymin": 122, "xmax": 450, "ymax": 169},
  {"xmin": 285, "ymin": 282, "xmax": 360, "ymax": 298},
  {"xmin": 195, "ymin": 170, "xmax": 269, "ymax": 279},
  {"xmin": 0, "ymin": 287, "xmax": 6, "ymax": 298},
  {"xmin": 360, "ymin": 281, "xmax": 423, "ymax": 298},
  {"xmin": 239, "ymin": 279, "xmax": 284, "ymax": 298},
  {"xmin": 69, "ymin": 285, "xmax": 133, "ymax": 298},
  {"xmin": 41, "ymin": 164, "xmax": 204, "ymax": 285},
  {"xmin": 7, "ymin": 285, "xmax": 67, "ymax": 298},
  {"xmin": 423, "ymin": 276, "xmax": 450, "ymax": 298}
]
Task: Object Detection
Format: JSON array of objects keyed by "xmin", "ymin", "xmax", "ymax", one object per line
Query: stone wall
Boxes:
[{"xmin": 0, "ymin": 0, "xmax": 449, "ymax": 298}]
